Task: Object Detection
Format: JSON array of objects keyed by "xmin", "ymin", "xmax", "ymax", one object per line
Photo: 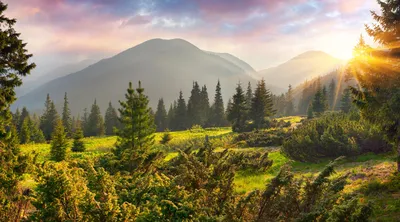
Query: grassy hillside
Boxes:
[{"xmin": 20, "ymin": 119, "xmax": 399, "ymax": 221}]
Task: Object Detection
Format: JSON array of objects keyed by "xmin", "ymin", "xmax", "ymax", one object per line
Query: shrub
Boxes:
[
  {"xmin": 160, "ymin": 132, "xmax": 172, "ymax": 145},
  {"xmin": 282, "ymin": 112, "xmax": 391, "ymax": 162},
  {"xmin": 235, "ymin": 129, "xmax": 286, "ymax": 147}
]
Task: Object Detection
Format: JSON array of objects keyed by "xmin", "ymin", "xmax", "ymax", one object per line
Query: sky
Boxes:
[{"xmin": 5, "ymin": 0, "xmax": 379, "ymax": 75}]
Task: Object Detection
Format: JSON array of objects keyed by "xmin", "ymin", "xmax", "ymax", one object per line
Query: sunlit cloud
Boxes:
[{"xmin": 4, "ymin": 0, "xmax": 379, "ymax": 71}]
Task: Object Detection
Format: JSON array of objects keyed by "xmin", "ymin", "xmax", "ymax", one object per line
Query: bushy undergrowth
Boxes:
[
  {"xmin": 282, "ymin": 112, "xmax": 391, "ymax": 162},
  {"xmin": 235, "ymin": 129, "xmax": 286, "ymax": 147}
]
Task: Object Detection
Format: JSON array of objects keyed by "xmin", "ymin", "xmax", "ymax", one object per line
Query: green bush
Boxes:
[
  {"xmin": 235, "ymin": 129, "xmax": 286, "ymax": 147},
  {"xmin": 282, "ymin": 112, "xmax": 391, "ymax": 162}
]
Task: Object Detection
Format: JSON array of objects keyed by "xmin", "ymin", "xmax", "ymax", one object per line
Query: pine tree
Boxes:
[
  {"xmin": 209, "ymin": 80, "xmax": 227, "ymax": 127},
  {"xmin": 175, "ymin": 91, "xmax": 188, "ymax": 130},
  {"xmin": 18, "ymin": 107, "xmax": 29, "ymax": 133},
  {"xmin": 199, "ymin": 85, "xmax": 210, "ymax": 126},
  {"xmin": 114, "ymin": 82, "xmax": 156, "ymax": 172},
  {"xmin": 12, "ymin": 108, "xmax": 21, "ymax": 130},
  {"xmin": 250, "ymin": 79, "xmax": 275, "ymax": 129},
  {"xmin": 62, "ymin": 92, "xmax": 72, "ymax": 137},
  {"xmin": 81, "ymin": 108, "xmax": 89, "ymax": 136},
  {"xmin": 227, "ymin": 82, "xmax": 248, "ymax": 132},
  {"xmin": 307, "ymin": 103, "xmax": 314, "ymax": 119},
  {"xmin": 104, "ymin": 101, "xmax": 119, "ymax": 135},
  {"xmin": 0, "ymin": 3, "xmax": 36, "ymax": 220},
  {"xmin": 72, "ymin": 124, "xmax": 85, "ymax": 152},
  {"xmin": 328, "ymin": 79, "xmax": 336, "ymax": 110},
  {"xmin": 167, "ymin": 102, "xmax": 176, "ymax": 130},
  {"xmin": 19, "ymin": 116, "xmax": 31, "ymax": 144},
  {"xmin": 348, "ymin": 0, "xmax": 400, "ymax": 172},
  {"xmin": 40, "ymin": 94, "xmax": 59, "ymax": 140},
  {"xmin": 285, "ymin": 85, "xmax": 295, "ymax": 116},
  {"xmin": 86, "ymin": 99, "xmax": 104, "ymax": 137},
  {"xmin": 155, "ymin": 98, "xmax": 168, "ymax": 132},
  {"xmin": 30, "ymin": 116, "xmax": 45, "ymax": 143},
  {"xmin": 322, "ymin": 86, "xmax": 329, "ymax": 111},
  {"xmin": 50, "ymin": 119, "xmax": 68, "ymax": 162},
  {"xmin": 340, "ymin": 88, "xmax": 353, "ymax": 113},
  {"xmin": 187, "ymin": 82, "xmax": 202, "ymax": 126},
  {"xmin": 245, "ymin": 81, "xmax": 253, "ymax": 111}
]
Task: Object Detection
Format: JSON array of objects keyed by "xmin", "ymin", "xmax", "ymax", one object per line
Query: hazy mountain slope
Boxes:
[
  {"xmin": 16, "ymin": 59, "xmax": 96, "ymax": 96},
  {"xmin": 205, "ymin": 51, "xmax": 256, "ymax": 74},
  {"xmin": 258, "ymin": 51, "xmax": 344, "ymax": 91},
  {"xmin": 14, "ymin": 39, "xmax": 275, "ymax": 115}
]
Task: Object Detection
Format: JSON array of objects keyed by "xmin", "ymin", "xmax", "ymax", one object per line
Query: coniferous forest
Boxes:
[{"xmin": 1, "ymin": 1, "xmax": 400, "ymax": 221}]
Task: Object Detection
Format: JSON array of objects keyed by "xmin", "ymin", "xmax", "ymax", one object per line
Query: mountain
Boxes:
[
  {"xmin": 258, "ymin": 51, "xmax": 344, "ymax": 92},
  {"xmin": 14, "ymin": 38, "xmax": 277, "ymax": 115},
  {"xmin": 204, "ymin": 51, "xmax": 256, "ymax": 76},
  {"xmin": 16, "ymin": 59, "xmax": 96, "ymax": 96}
]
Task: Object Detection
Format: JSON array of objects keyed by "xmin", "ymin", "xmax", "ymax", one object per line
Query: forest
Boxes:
[{"xmin": 1, "ymin": 0, "xmax": 400, "ymax": 221}]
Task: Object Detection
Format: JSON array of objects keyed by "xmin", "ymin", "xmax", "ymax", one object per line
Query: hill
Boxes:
[
  {"xmin": 13, "ymin": 39, "xmax": 277, "ymax": 115},
  {"xmin": 258, "ymin": 51, "xmax": 344, "ymax": 91}
]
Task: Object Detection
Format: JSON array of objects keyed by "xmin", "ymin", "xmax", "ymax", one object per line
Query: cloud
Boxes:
[{"xmin": 3, "ymin": 0, "xmax": 379, "ymax": 70}]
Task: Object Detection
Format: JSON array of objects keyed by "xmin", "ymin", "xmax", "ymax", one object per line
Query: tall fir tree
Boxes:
[
  {"xmin": 340, "ymin": 88, "xmax": 353, "ymax": 113},
  {"xmin": 322, "ymin": 86, "xmax": 329, "ymax": 111},
  {"xmin": 50, "ymin": 119, "xmax": 68, "ymax": 162},
  {"xmin": 12, "ymin": 108, "xmax": 21, "ymax": 130},
  {"xmin": 81, "ymin": 108, "xmax": 89, "ymax": 136},
  {"xmin": 307, "ymin": 103, "xmax": 314, "ymax": 119},
  {"xmin": 62, "ymin": 92, "xmax": 72, "ymax": 137},
  {"xmin": 19, "ymin": 116, "xmax": 31, "ymax": 144},
  {"xmin": 86, "ymin": 99, "xmax": 104, "ymax": 137},
  {"xmin": 114, "ymin": 82, "xmax": 156, "ymax": 172},
  {"xmin": 72, "ymin": 123, "xmax": 85, "ymax": 152},
  {"xmin": 175, "ymin": 91, "xmax": 188, "ymax": 130},
  {"xmin": 328, "ymin": 79, "xmax": 336, "ymax": 110},
  {"xmin": 227, "ymin": 82, "xmax": 248, "ymax": 132},
  {"xmin": 285, "ymin": 85, "xmax": 295, "ymax": 116},
  {"xmin": 209, "ymin": 80, "xmax": 227, "ymax": 127},
  {"xmin": 199, "ymin": 85, "xmax": 210, "ymax": 126},
  {"xmin": 167, "ymin": 102, "xmax": 176, "ymax": 130},
  {"xmin": 40, "ymin": 94, "xmax": 59, "ymax": 140},
  {"xmin": 250, "ymin": 79, "xmax": 275, "ymax": 129},
  {"xmin": 187, "ymin": 82, "xmax": 202, "ymax": 127},
  {"xmin": 30, "ymin": 116, "xmax": 45, "ymax": 143},
  {"xmin": 155, "ymin": 98, "xmax": 168, "ymax": 132},
  {"xmin": 245, "ymin": 81, "xmax": 253, "ymax": 111},
  {"xmin": 347, "ymin": 1, "xmax": 400, "ymax": 171},
  {"xmin": 0, "ymin": 3, "xmax": 36, "ymax": 219},
  {"xmin": 18, "ymin": 107, "xmax": 29, "ymax": 133},
  {"xmin": 104, "ymin": 101, "xmax": 119, "ymax": 135}
]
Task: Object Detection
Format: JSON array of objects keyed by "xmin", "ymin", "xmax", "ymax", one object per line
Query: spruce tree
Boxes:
[
  {"xmin": 155, "ymin": 98, "xmax": 168, "ymax": 132},
  {"xmin": 245, "ymin": 81, "xmax": 253, "ymax": 111},
  {"xmin": 167, "ymin": 102, "xmax": 176, "ymax": 130},
  {"xmin": 30, "ymin": 116, "xmax": 45, "ymax": 143},
  {"xmin": 328, "ymin": 79, "xmax": 336, "ymax": 110},
  {"xmin": 19, "ymin": 116, "xmax": 31, "ymax": 144},
  {"xmin": 175, "ymin": 91, "xmax": 188, "ymax": 130},
  {"xmin": 62, "ymin": 92, "xmax": 72, "ymax": 137},
  {"xmin": 40, "ymin": 94, "xmax": 59, "ymax": 140},
  {"xmin": 285, "ymin": 85, "xmax": 295, "ymax": 116},
  {"xmin": 0, "ymin": 3, "xmax": 36, "ymax": 218},
  {"xmin": 72, "ymin": 124, "xmax": 85, "ymax": 152},
  {"xmin": 340, "ymin": 88, "xmax": 353, "ymax": 113},
  {"xmin": 50, "ymin": 119, "xmax": 68, "ymax": 162},
  {"xmin": 81, "ymin": 108, "xmax": 89, "ymax": 136},
  {"xmin": 187, "ymin": 82, "xmax": 202, "ymax": 126},
  {"xmin": 12, "ymin": 108, "xmax": 21, "ymax": 130},
  {"xmin": 114, "ymin": 82, "xmax": 156, "ymax": 172},
  {"xmin": 209, "ymin": 80, "xmax": 227, "ymax": 127},
  {"xmin": 104, "ymin": 101, "xmax": 119, "ymax": 135},
  {"xmin": 18, "ymin": 107, "xmax": 29, "ymax": 133},
  {"xmin": 348, "ymin": 0, "xmax": 400, "ymax": 171},
  {"xmin": 250, "ymin": 79, "xmax": 275, "ymax": 129},
  {"xmin": 307, "ymin": 103, "xmax": 314, "ymax": 119},
  {"xmin": 200, "ymin": 85, "xmax": 210, "ymax": 126},
  {"xmin": 322, "ymin": 86, "xmax": 329, "ymax": 111},
  {"xmin": 86, "ymin": 99, "xmax": 104, "ymax": 137},
  {"xmin": 227, "ymin": 82, "xmax": 247, "ymax": 132}
]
